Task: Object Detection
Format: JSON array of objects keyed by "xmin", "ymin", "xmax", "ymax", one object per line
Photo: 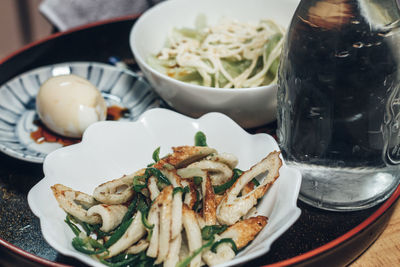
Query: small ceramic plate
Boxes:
[
  {"xmin": 27, "ymin": 108, "xmax": 302, "ymax": 267},
  {"xmin": 0, "ymin": 62, "xmax": 162, "ymax": 163}
]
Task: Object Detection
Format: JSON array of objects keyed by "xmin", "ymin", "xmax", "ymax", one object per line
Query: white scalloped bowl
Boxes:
[
  {"xmin": 130, "ymin": 0, "xmax": 300, "ymax": 128},
  {"xmin": 28, "ymin": 108, "xmax": 301, "ymax": 267}
]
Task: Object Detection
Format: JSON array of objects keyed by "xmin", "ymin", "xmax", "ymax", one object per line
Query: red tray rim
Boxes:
[{"xmin": 0, "ymin": 14, "xmax": 399, "ymax": 267}]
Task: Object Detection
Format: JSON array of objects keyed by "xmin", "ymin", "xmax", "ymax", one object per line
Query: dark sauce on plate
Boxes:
[{"xmin": 30, "ymin": 105, "xmax": 129, "ymax": 146}]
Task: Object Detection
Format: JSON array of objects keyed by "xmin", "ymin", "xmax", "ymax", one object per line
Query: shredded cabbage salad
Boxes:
[{"xmin": 148, "ymin": 15, "xmax": 285, "ymax": 88}]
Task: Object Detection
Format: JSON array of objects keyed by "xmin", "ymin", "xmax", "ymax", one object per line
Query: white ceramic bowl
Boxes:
[
  {"xmin": 130, "ymin": 0, "xmax": 299, "ymax": 128},
  {"xmin": 28, "ymin": 108, "xmax": 302, "ymax": 267}
]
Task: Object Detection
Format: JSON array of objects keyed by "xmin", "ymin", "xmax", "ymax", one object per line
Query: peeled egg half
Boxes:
[{"xmin": 36, "ymin": 74, "xmax": 107, "ymax": 138}]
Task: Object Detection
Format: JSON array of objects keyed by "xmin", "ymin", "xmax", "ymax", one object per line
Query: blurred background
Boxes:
[{"xmin": 0, "ymin": 0, "xmax": 52, "ymax": 59}]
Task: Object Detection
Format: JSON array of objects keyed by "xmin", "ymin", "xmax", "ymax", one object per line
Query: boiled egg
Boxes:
[{"xmin": 36, "ymin": 74, "xmax": 107, "ymax": 138}]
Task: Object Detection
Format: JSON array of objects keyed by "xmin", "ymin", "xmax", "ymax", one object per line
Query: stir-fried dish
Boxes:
[
  {"xmin": 148, "ymin": 16, "xmax": 285, "ymax": 89},
  {"xmin": 52, "ymin": 132, "xmax": 282, "ymax": 266}
]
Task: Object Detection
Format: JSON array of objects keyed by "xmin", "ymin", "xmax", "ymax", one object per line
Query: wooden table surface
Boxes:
[{"xmin": 350, "ymin": 201, "xmax": 400, "ymax": 267}]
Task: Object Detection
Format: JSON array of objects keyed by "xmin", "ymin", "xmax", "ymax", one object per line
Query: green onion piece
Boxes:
[
  {"xmin": 251, "ymin": 178, "xmax": 260, "ymax": 186},
  {"xmin": 121, "ymin": 196, "xmax": 138, "ymax": 223},
  {"xmin": 193, "ymin": 176, "xmax": 203, "ymax": 186},
  {"xmin": 192, "ymin": 190, "xmax": 201, "ymax": 212},
  {"xmin": 133, "ymin": 175, "xmax": 147, "ymax": 192},
  {"xmin": 65, "ymin": 215, "xmax": 81, "ymax": 237},
  {"xmin": 104, "ymin": 218, "xmax": 133, "ymax": 248},
  {"xmin": 194, "ymin": 131, "xmax": 207, "ymax": 147},
  {"xmin": 213, "ymin": 168, "xmax": 243, "ymax": 194},
  {"xmin": 152, "ymin": 146, "xmax": 161, "ymax": 162},
  {"xmin": 177, "ymin": 237, "xmax": 215, "ymax": 267},
  {"xmin": 88, "ymin": 237, "xmax": 105, "ymax": 249},
  {"xmin": 146, "ymin": 167, "xmax": 171, "ymax": 185},
  {"xmin": 173, "ymin": 186, "xmax": 190, "ymax": 196},
  {"xmin": 87, "ymin": 224, "xmax": 109, "ymax": 239},
  {"xmin": 210, "ymin": 238, "xmax": 238, "ymax": 254},
  {"xmin": 100, "ymin": 253, "xmax": 140, "ymax": 266},
  {"xmin": 201, "ymin": 225, "xmax": 228, "ymax": 240},
  {"xmin": 72, "ymin": 237, "xmax": 108, "ymax": 255},
  {"xmin": 137, "ymin": 194, "xmax": 154, "ymax": 230}
]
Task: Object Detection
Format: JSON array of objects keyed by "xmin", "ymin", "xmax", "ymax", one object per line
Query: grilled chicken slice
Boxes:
[
  {"xmin": 51, "ymin": 184, "xmax": 101, "ymax": 224},
  {"xmin": 216, "ymin": 151, "xmax": 281, "ymax": 225},
  {"xmin": 93, "ymin": 169, "xmax": 145, "ymax": 204},
  {"xmin": 86, "ymin": 204, "xmax": 127, "ymax": 232},
  {"xmin": 104, "ymin": 210, "xmax": 146, "ymax": 258}
]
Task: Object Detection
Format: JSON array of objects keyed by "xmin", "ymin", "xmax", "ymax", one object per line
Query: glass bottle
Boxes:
[{"xmin": 277, "ymin": 0, "xmax": 400, "ymax": 211}]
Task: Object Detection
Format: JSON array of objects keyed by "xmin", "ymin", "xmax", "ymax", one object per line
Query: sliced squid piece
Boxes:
[
  {"xmin": 206, "ymin": 152, "xmax": 238, "ymax": 169},
  {"xmin": 181, "ymin": 179, "xmax": 197, "ymax": 209},
  {"xmin": 147, "ymin": 176, "xmax": 160, "ymax": 201},
  {"xmin": 220, "ymin": 216, "xmax": 268, "ymax": 249},
  {"xmin": 104, "ymin": 210, "xmax": 146, "ymax": 258},
  {"xmin": 158, "ymin": 168, "xmax": 183, "ymax": 239},
  {"xmin": 93, "ymin": 169, "xmax": 145, "ymax": 204},
  {"xmin": 187, "ymin": 161, "xmax": 233, "ymax": 185},
  {"xmin": 202, "ymin": 175, "xmax": 217, "ymax": 225},
  {"xmin": 51, "ymin": 184, "xmax": 101, "ymax": 224},
  {"xmin": 177, "ymin": 167, "xmax": 205, "ymax": 179},
  {"xmin": 125, "ymin": 240, "xmax": 149, "ymax": 254},
  {"xmin": 164, "ymin": 233, "xmax": 182, "ymax": 267},
  {"xmin": 216, "ymin": 151, "xmax": 281, "ymax": 225},
  {"xmin": 155, "ymin": 146, "xmax": 216, "ymax": 169},
  {"xmin": 86, "ymin": 204, "xmax": 127, "ymax": 232},
  {"xmin": 182, "ymin": 204, "xmax": 202, "ymax": 267},
  {"xmin": 155, "ymin": 185, "xmax": 173, "ymax": 264},
  {"xmin": 214, "ymin": 194, "xmax": 224, "ymax": 207},
  {"xmin": 103, "ymin": 213, "xmax": 146, "ymax": 258},
  {"xmin": 202, "ymin": 239, "xmax": 236, "ymax": 266},
  {"xmin": 146, "ymin": 196, "xmax": 160, "ymax": 258}
]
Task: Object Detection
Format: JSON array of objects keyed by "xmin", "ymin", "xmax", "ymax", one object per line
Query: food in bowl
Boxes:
[
  {"xmin": 148, "ymin": 15, "xmax": 285, "ymax": 88},
  {"xmin": 51, "ymin": 131, "xmax": 282, "ymax": 266},
  {"xmin": 36, "ymin": 74, "xmax": 107, "ymax": 138}
]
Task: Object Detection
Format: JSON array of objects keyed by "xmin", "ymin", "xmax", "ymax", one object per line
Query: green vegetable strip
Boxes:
[
  {"xmin": 100, "ymin": 253, "xmax": 140, "ymax": 267},
  {"xmin": 104, "ymin": 218, "xmax": 134, "ymax": 248},
  {"xmin": 71, "ymin": 237, "xmax": 108, "ymax": 255},
  {"xmin": 213, "ymin": 168, "xmax": 243, "ymax": 194},
  {"xmin": 137, "ymin": 194, "xmax": 154, "ymax": 230},
  {"xmin": 133, "ymin": 175, "xmax": 147, "ymax": 192},
  {"xmin": 210, "ymin": 238, "xmax": 238, "ymax": 254},
  {"xmin": 65, "ymin": 215, "xmax": 81, "ymax": 237},
  {"xmin": 194, "ymin": 131, "xmax": 207, "ymax": 147},
  {"xmin": 152, "ymin": 147, "xmax": 161, "ymax": 162},
  {"xmin": 176, "ymin": 237, "xmax": 215, "ymax": 267},
  {"xmin": 173, "ymin": 186, "xmax": 189, "ymax": 196},
  {"xmin": 251, "ymin": 178, "xmax": 260, "ymax": 187},
  {"xmin": 201, "ymin": 225, "xmax": 228, "ymax": 240},
  {"xmin": 121, "ymin": 196, "xmax": 138, "ymax": 223},
  {"xmin": 193, "ymin": 176, "xmax": 203, "ymax": 186},
  {"xmin": 146, "ymin": 167, "xmax": 171, "ymax": 185}
]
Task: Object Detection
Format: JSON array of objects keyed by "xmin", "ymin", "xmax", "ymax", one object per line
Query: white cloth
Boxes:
[{"xmin": 39, "ymin": 0, "xmax": 162, "ymax": 31}]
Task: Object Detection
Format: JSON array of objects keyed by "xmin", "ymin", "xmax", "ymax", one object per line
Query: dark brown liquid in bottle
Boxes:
[
  {"xmin": 30, "ymin": 106, "xmax": 129, "ymax": 146},
  {"xmin": 277, "ymin": 0, "xmax": 400, "ymax": 167}
]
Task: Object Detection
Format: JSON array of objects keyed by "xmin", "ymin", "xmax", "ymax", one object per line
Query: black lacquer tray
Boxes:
[{"xmin": 0, "ymin": 15, "xmax": 399, "ymax": 267}]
